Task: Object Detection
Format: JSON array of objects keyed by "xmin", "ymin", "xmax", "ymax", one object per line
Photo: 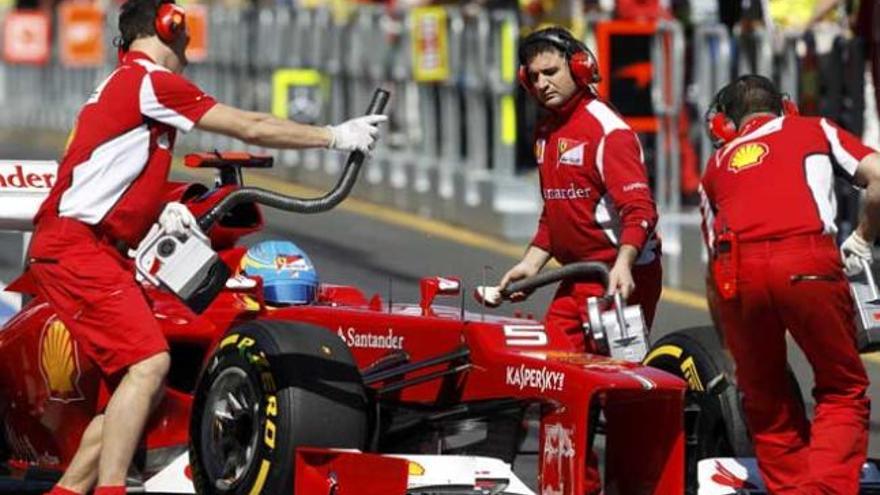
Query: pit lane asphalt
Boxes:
[{"xmin": 1, "ymin": 132, "xmax": 880, "ymax": 492}]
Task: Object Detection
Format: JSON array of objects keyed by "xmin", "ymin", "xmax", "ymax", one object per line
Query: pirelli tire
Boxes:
[
  {"xmin": 643, "ymin": 326, "xmax": 752, "ymax": 493},
  {"xmin": 188, "ymin": 320, "xmax": 369, "ymax": 495}
]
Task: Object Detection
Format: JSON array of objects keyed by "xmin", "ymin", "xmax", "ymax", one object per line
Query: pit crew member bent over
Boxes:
[
  {"xmin": 31, "ymin": 1, "xmax": 385, "ymax": 495},
  {"xmin": 700, "ymin": 74, "xmax": 878, "ymax": 494},
  {"xmin": 495, "ymin": 26, "xmax": 661, "ymax": 495}
]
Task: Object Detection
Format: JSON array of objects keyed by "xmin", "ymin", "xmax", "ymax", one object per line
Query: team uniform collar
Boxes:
[
  {"xmin": 120, "ymin": 51, "xmax": 156, "ymax": 65},
  {"xmin": 737, "ymin": 114, "xmax": 776, "ymax": 136},
  {"xmin": 549, "ymin": 89, "xmax": 593, "ymax": 120}
]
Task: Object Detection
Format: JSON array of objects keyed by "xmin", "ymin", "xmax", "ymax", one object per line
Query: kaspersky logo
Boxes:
[
  {"xmin": 505, "ymin": 364, "xmax": 565, "ymax": 393},
  {"xmin": 728, "ymin": 143, "xmax": 769, "ymax": 173},
  {"xmin": 39, "ymin": 316, "xmax": 84, "ymax": 403}
]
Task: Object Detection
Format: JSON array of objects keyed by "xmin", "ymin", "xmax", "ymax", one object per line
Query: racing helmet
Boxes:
[{"xmin": 240, "ymin": 240, "xmax": 318, "ymax": 305}]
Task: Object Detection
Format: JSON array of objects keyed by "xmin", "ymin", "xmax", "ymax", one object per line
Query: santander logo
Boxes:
[{"xmin": 0, "ymin": 162, "xmax": 57, "ymax": 190}]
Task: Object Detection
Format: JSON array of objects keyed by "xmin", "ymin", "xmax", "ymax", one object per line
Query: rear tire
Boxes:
[
  {"xmin": 644, "ymin": 326, "xmax": 751, "ymax": 494},
  {"xmin": 188, "ymin": 320, "xmax": 368, "ymax": 495}
]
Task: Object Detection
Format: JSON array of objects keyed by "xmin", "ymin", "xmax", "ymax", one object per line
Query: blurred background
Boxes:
[{"xmin": 0, "ymin": 0, "xmax": 877, "ymax": 288}]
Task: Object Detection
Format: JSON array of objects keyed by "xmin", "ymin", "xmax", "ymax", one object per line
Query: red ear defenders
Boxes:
[
  {"xmin": 116, "ymin": 1, "xmax": 186, "ymax": 62},
  {"xmin": 706, "ymin": 84, "xmax": 799, "ymax": 146},
  {"xmin": 517, "ymin": 30, "xmax": 599, "ymax": 94},
  {"xmin": 155, "ymin": 2, "xmax": 186, "ymax": 44}
]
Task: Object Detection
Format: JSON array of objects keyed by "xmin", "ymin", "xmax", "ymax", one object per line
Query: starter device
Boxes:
[
  {"xmin": 584, "ymin": 293, "xmax": 649, "ymax": 362},
  {"xmin": 849, "ymin": 258, "xmax": 880, "ymax": 352},
  {"xmin": 134, "ymin": 223, "xmax": 229, "ymax": 314}
]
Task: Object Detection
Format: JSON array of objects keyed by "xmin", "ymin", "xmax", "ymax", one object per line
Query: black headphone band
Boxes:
[
  {"xmin": 712, "ymin": 75, "xmax": 786, "ymax": 122},
  {"xmin": 518, "ymin": 30, "xmax": 587, "ymax": 65}
]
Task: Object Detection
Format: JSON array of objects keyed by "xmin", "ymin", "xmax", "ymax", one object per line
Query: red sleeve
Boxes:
[
  {"xmin": 530, "ymin": 126, "xmax": 551, "ymax": 251},
  {"xmin": 140, "ymin": 71, "xmax": 217, "ymax": 132},
  {"xmin": 601, "ymin": 129, "xmax": 658, "ymax": 251},
  {"xmin": 819, "ymin": 117, "xmax": 876, "ymax": 179},
  {"xmin": 531, "ymin": 204, "xmax": 551, "ymax": 251}
]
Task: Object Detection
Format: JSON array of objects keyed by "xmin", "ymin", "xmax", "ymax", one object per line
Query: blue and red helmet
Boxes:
[{"xmin": 240, "ymin": 240, "xmax": 318, "ymax": 305}]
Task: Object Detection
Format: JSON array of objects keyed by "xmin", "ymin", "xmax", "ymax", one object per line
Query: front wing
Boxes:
[{"xmin": 143, "ymin": 449, "xmax": 535, "ymax": 495}]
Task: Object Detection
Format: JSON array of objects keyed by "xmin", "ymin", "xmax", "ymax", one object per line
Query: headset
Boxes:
[
  {"xmin": 706, "ymin": 75, "xmax": 799, "ymax": 146},
  {"xmin": 116, "ymin": 0, "xmax": 186, "ymax": 61},
  {"xmin": 517, "ymin": 28, "xmax": 600, "ymax": 95},
  {"xmin": 154, "ymin": 2, "xmax": 187, "ymax": 44}
]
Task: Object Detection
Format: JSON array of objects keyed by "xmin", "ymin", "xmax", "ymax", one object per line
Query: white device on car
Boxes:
[
  {"xmin": 134, "ymin": 223, "xmax": 229, "ymax": 314},
  {"xmin": 584, "ymin": 293, "xmax": 649, "ymax": 363},
  {"xmin": 849, "ymin": 258, "xmax": 880, "ymax": 352}
]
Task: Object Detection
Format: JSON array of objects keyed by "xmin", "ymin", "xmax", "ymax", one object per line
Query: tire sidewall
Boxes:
[
  {"xmin": 644, "ymin": 328, "xmax": 753, "ymax": 493},
  {"xmin": 189, "ymin": 329, "xmax": 291, "ymax": 495}
]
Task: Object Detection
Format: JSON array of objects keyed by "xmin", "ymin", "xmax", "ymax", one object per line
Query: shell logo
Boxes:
[
  {"xmin": 728, "ymin": 143, "xmax": 769, "ymax": 173},
  {"xmin": 408, "ymin": 461, "xmax": 425, "ymax": 476},
  {"xmin": 39, "ymin": 316, "xmax": 84, "ymax": 402}
]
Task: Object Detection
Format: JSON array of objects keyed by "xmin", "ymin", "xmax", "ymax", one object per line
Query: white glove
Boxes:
[
  {"xmin": 841, "ymin": 231, "xmax": 873, "ymax": 276},
  {"xmin": 158, "ymin": 202, "xmax": 198, "ymax": 238},
  {"xmin": 327, "ymin": 114, "xmax": 388, "ymax": 153},
  {"xmin": 474, "ymin": 285, "xmax": 503, "ymax": 307}
]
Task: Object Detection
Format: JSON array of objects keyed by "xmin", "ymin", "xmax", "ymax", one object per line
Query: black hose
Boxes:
[
  {"xmin": 501, "ymin": 261, "xmax": 609, "ymax": 296},
  {"xmin": 197, "ymin": 88, "xmax": 391, "ymax": 231}
]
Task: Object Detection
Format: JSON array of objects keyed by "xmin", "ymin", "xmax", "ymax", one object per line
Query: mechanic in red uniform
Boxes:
[
  {"xmin": 496, "ymin": 27, "xmax": 661, "ymax": 495},
  {"xmin": 700, "ymin": 74, "xmax": 879, "ymax": 494},
  {"xmin": 35, "ymin": 2, "xmax": 386, "ymax": 495},
  {"xmin": 499, "ymin": 27, "xmax": 662, "ymax": 349}
]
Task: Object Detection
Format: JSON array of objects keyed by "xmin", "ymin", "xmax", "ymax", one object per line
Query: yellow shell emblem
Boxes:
[
  {"xmin": 39, "ymin": 316, "xmax": 83, "ymax": 402},
  {"xmin": 729, "ymin": 143, "xmax": 769, "ymax": 172},
  {"xmin": 408, "ymin": 461, "xmax": 425, "ymax": 476}
]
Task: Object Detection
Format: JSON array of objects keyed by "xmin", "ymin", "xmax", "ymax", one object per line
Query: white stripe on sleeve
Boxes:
[
  {"xmin": 820, "ymin": 118, "xmax": 860, "ymax": 176},
  {"xmin": 804, "ymin": 154, "xmax": 838, "ymax": 234},
  {"xmin": 139, "ymin": 74, "xmax": 196, "ymax": 132}
]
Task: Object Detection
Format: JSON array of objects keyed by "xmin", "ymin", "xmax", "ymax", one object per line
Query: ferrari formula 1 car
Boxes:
[{"xmin": 0, "ymin": 91, "xmax": 872, "ymax": 494}]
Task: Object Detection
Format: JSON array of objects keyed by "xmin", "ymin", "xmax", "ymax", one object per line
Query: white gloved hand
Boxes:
[
  {"xmin": 841, "ymin": 231, "xmax": 873, "ymax": 277},
  {"xmin": 474, "ymin": 285, "xmax": 503, "ymax": 307},
  {"xmin": 158, "ymin": 202, "xmax": 198, "ymax": 238},
  {"xmin": 327, "ymin": 114, "xmax": 388, "ymax": 153}
]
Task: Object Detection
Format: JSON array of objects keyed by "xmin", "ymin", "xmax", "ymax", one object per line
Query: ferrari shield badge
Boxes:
[
  {"xmin": 557, "ymin": 138, "xmax": 585, "ymax": 166},
  {"xmin": 728, "ymin": 142, "xmax": 768, "ymax": 173},
  {"xmin": 39, "ymin": 315, "xmax": 84, "ymax": 402}
]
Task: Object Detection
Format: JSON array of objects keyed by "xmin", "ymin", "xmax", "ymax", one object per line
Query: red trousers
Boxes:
[
  {"xmin": 716, "ymin": 235, "xmax": 869, "ymax": 495},
  {"xmin": 543, "ymin": 258, "xmax": 662, "ymax": 494},
  {"xmin": 28, "ymin": 216, "xmax": 168, "ymax": 377},
  {"xmin": 545, "ymin": 258, "xmax": 662, "ymax": 352}
]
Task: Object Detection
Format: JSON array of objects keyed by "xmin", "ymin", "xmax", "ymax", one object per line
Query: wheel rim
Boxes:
[{"xmin": 200, "ymin": 366, "xmax": 261, "ymax": 491}]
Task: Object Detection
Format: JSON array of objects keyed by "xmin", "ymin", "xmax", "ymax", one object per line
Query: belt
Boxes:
[
  {"xmin": 35, "ymin": 216, "xmax": 130, "ymax": 257},
  {"xmin": 737, "ymin": 233, "xmax": 837, "ymax": 256}
]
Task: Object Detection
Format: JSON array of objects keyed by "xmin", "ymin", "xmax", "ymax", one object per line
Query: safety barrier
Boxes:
[{"xmin": 0, "ymin": 5, "xmax": 867, "ymax": 288}]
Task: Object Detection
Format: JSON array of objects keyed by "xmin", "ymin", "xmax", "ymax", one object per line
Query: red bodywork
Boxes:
[{"xmin": 0, "ymin": 175, "xmax": 686, "ymax": 494}]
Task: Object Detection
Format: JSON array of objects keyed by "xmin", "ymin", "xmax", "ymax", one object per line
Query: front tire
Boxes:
[{"xmin": 188, "ymin": 320, "xmax": 368, "ymax": 495}]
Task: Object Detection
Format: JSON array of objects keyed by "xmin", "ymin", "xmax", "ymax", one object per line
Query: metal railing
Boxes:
[{"xmin": 0, "ymin": 5, "xmax": 867, "ymax": 288}]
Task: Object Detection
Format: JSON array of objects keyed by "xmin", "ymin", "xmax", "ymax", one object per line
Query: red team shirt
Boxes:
[
  {"xmin": 701, "ymin": 115, "xmax": 876, "ymax": 247},
  {"xmin": 36, "ymin": 51, "xmax": 217, "ymax": 246},
  {"xmin": 531, "ymin": 93, "xmax": 659, "ymax": 265}
]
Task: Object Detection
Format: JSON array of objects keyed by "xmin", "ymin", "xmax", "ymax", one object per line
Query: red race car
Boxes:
[{"xmin": 0, "ymin": 92, "xmax": 763, "ymax": 494}]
